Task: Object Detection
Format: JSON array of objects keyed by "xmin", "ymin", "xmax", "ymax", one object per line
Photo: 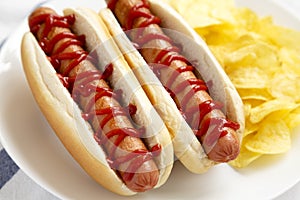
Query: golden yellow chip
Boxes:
[
  {"xmin": 285, "ymin": 113, "xmax": 300, "ymax": 130},
  {"xmin": 279, "ymin": 48, "xmax": 300, "ymax": 75},
  {"xmin": 284, "ymin": 106, "xmax": 300, "ymax": 129},
  {"xmin": 244, "ymin": 119, "xmax": 259, "ymax": 137},
  {"xmin": 270, "ymin": 70, "xmax": 300, "ymax": 102},
  {"xmin": 166, "ymin": 0, "xmax": 236, "ymax": 28},
  {"xmin": 244, "ymin": 99, "xmax": 269, "ymax": 109},
  {"xmin": 196, "ymin": 23, "xmax": 244, "ymax": 45},
  {"xmin": 258, "ymin": 20, "xmax": 300, "ymax": 51},
  {"xmin": 225, "ymin": 43, "xmax": 279, "ymax": 72},
  {"xmin": 228, "ymin": 67, "xmax": 269, "ymax": 89},
  {"xmin": 207, "ymin": 45, "xmax": 227, "ymax": 66},
  {"xmin": 165, "ymin": 0, "xmax": 300, "ymax": 168},
  {"xmin": 231, "ymin": 7, "xmax": 260, "ymax": 27},
  {"xmin": 245, "ymin": 118, "xmax": 291, "ymax": 154},
  {"xmin": 221, "ymin": 34, "xmax": 258, "ymax": 52},
  {"xmin": 237, "ymin": 88, "xmax": 272, "ymax": 101},
  {"xmin": 229, "ymin": 135, "xmax": 262, "ymax": 168},
  {"xmin": 250, "ymin": 99, "xmax": 298, "ymax": 124},
  {"xmin": 243, "ymin": 102, "xmax": 252, "ymax": 118}
]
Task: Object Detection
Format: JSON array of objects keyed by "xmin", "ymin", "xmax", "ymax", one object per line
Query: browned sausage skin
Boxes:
[
  {"xmin": 28, "ymin": 7, "xmax": 160, "ymax": 192},
  {"xmin": 107, "ymin": 0, "xmax": 241, "ymax": 163}
]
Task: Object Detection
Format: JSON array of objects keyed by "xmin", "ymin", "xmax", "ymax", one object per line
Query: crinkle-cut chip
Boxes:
[
  {"xmin": 229, "ymin": 135, "xmax": 262, "ymax": 168},
  {"xmin": 250, "ymin": 99, "xmax": 298, "ymax": 124},
  {"xmin": 237, "ymin": 88, "xmax": 273, "ymax": 101},
  {"xmin": 228, "ymin": 67, "xmax": 269, "ymax": 89},
  {"xmin": 166, "ymin": 0, "xmax": 236, "ymax": 28},
  {"xmin": 245, "ymin": 119, "xmax": 291, "ymax": 154},
  {"xmin": 269, "ymin": 71, "xmax": 300, "ymax": 102}
]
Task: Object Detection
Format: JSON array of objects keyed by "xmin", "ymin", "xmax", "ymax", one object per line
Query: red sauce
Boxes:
[
  {"xmin": 108, "ymin": 0, "xmax": 240, "ymax": 142},
  {"xmin": 124, "ymin": 0, "xmax": 161, "ymax": 31},
  {"xmin": 135, "ymin": 33, "xmax": 172, "ymax": 47},
  {"xmin": 106, "ymin": 144, "xmax": 161, "ymax": 182},
  {"xmin": 107, "ymin": 0, "xmax": 118, "ymax": 11},
  {"xmin": 153, "ymin": 46, "xmax": 180, "ymax": 64},
  {"xmin": 29, "ymin": 11, "xmax": 161, "ymax": 181}
]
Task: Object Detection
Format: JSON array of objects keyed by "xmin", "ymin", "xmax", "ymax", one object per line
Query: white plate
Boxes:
[{"xmin": 0, "ymin": 0, "xmax": 300, "ymax": 199}]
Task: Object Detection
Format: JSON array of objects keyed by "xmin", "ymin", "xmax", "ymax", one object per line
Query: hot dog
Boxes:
[
  {"xmin": 21, "ymin": 6, "xmax": 173, "ymax": 195},
  {"xmin": 100, "ymin": 0, "xmax": 245, "ymax": 173}
]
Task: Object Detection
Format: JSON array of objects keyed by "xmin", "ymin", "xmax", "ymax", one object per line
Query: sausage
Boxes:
[
  {"xmin": 28, "ymin": 7, "xmax": 159, "ymax": 192},
  {"xmin": 108, "ymin": 0, "xmax": 241, "ymax": 162}
]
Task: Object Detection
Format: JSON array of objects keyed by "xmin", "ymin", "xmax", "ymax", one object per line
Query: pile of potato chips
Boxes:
[{"xmin": 163, "ymin": 0, "xmax": 300, "ymax": 167}]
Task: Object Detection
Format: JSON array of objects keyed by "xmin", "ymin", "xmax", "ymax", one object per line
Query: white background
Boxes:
[{"xmin": 0, "ymin": 0, "xmax": 300, "ymax": 199}]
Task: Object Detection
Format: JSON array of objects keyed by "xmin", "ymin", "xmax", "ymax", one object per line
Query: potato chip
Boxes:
[
  {"xmin": 243, "ymin": 102, "xmax": 252, "ymax": 118},
  {"xmin": 226, "ymin": 34, "xmax": 263, "ymax": 51},
  {"xmin": 257, "ymin": 21, "xmax": 300, "ymax": 51},
  {"xmin": 245, "ymin": 118, "xmax": 291, "ymax": 154},
  {"xmin": 164, "ymin": 0, "xmax": 300, "ymax": 168},
  {"xmin": 228, "ymin": 67, "xmax": 269, "ymax": 89},
  {"xmin": 227, "ymin": 44, "xmax": 279, "ymax": 73},
  {"xmin": 237, "ymin": 88, "xmax": 272, "ymax": 101},
  {"xmin": 229, "ymin": 135, "xmax": 262, "ymax": 168},
  {"xmin": 269, "ymin": 70, "xmax": 300, "ymax": 102},
  {"xmin": 195, "ymin": 23, "xmax": 245, "ymax": 45},
  {"xmin": 250, "ymin": 99, "xmax": 298, "ymax": 124},
  {"xmin": 271, "ymin": 108, "xmax": 299, "ymax": 121},
  {"xmin": 244, "ymin": 118, "xmax": 259, "ymax": 137},
  {"xmin": 166, "ymin": 0, "xmax": 236, "ymax": 28},
  {"xmin": 243, "ymin": 99, "xmax": 268, "ymax": 108},
  {"xmin": 207, "ymin": 45, "xmax": 227, "ymax": 66},
  {"xmin": 278, "ymin": 48, "xmax": 300, "ymax": 75},
  {"xmin": 206, "ymin": 35, "xmax": 257, "ymax": 66},
  {"xmin": 284, "ymin": 106, "xmax": 300, "ymax": 130}
]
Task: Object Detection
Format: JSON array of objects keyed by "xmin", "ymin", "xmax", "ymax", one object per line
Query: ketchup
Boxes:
[
  {"xmin": 108, "ymin": 0, "xmax": 240, "ymax": 141},
  {"xmin": 29, "ymin": 11, "xmax": 161, "ymax": 180}
]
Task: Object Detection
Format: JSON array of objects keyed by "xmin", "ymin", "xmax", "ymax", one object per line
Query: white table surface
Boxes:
[{"xmin": 0, "ymin": 0, "xmax": 299, "ymax": 199}]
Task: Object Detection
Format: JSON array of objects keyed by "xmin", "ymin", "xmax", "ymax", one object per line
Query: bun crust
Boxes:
[
  {"xmin": 149, "ymin": 0, "xmax": 245, "ymax": 140},
  {"xmin": 21, "ymin": 33, "xmax": 136, "ymax": 196},
  {"xmin": 21, "ymin": 6, "xmax": 173, "ymax": 196},
  {"xmin": 63, "ymin": 7, "xmax": 173, "ymax": 188},
  {"xmin": 99, "ymin": 0, "xmax": 244, "ymax": 174}
]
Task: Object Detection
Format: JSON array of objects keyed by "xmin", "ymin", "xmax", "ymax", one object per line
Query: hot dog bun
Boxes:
[
  {"xmin": 21, "ymin": 7, "xmax": 173, "ymax": 196},
  {"xmin": 99, "ymin": 0, "xmax": 245, "ymax": 174}
]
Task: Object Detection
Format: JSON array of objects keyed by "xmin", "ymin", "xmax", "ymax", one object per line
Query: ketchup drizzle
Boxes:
[
  {"xmin": 29, "ymin": 11, "xmax": 161, "ymax": 182},
  {"xmin": 108, "ymin": 0, "xmax": 240, "ymax": 142}
]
